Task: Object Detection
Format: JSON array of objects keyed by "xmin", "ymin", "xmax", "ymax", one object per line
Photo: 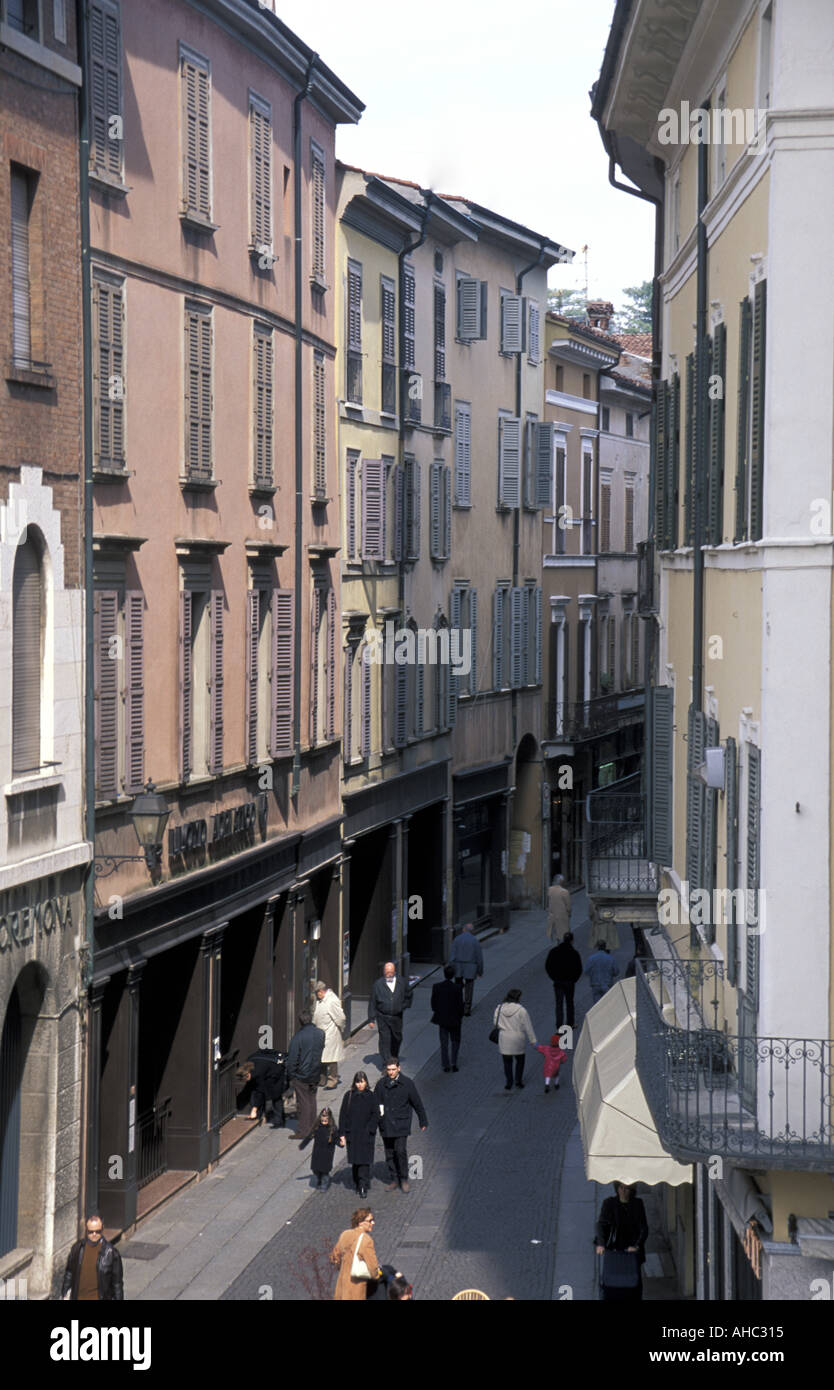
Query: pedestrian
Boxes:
[
  {"xmin": 585, "ymin": 941, "xmax": 620, "ymax": 1003},
  {"xmin": 492, "ymin": 987, "xmax": 537, "ymax": 1090},
  {"xmin": 430, "ymin": 964, "xmax": 465, "ymax": 1072},
  {"xmin": 373, "ymin": 1058, "xmax": 427, "ymax": 1194},
  {"xmin": 305, "ymin": 1107, "xmax": 339, "ymax": 1191},
  {"xmin": 338, "ymin": 1070, "xmax": 379, "ymax": 1196},
  {"xmin": 447, "ymin": 922, "xmax": 484, "ymax": 1014},
  {"xmin": 286, "ymin": 1009, "xmax": 325, "ymax": 1140},
  {"xmin": 545, "ymin": 930, "xmax": 583, "ymax": 1029},
  {"xmin": 377, "ymin": 1266, "xmax": 413, "ymax": 1300},
  {"xmin": 546, "ymin": 874, "xmax": 572, "ymax": 942},
  {"xmin": 594, "ymin": 1181, "xmax": 649, "ymax": 1301},
  {"xmin": 244, "ymin": 1047, "xmax": 287, "ymax": 1126},
  {"xmin": 330, "ymin": 1208, "xmax": 381, "ymax": 1301},
  {"xmin": 61, "ymin": 1214, "xmax": 123, "ymax": 1301},
  {"xmin": 313, "ymin": 980, "xmax": 346, "ymax": 1089},
  {"xmin": 536, "ymin": 1032, "xmax": 568, "ymax": 1094},
  {"xmin": 368, "ymin": 961, "xmax": 413, "ymax": 1063}
]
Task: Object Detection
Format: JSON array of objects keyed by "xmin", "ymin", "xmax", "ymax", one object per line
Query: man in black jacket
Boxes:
[
  {"xmin": 373, "ymin": 1060, "xmax": 427, "ymax": 1193},
  {"xmin": 61, "ymin": 1215, "xmax": 123, "ymax": 1300},
  {"xmin": 430, "ymin": 964, "xmax": 465, "ymax": 1072},
  {"xmin": 545, "ymin": 930, "xmax": 583, "ymax": 1029},
  {"xmin": 286, "ymin": 1011, "xmax": 325, "ymax": 1139},
  {"xmin": 368, "ymin": 961, "xmax": 413, "ymax": 1062}
]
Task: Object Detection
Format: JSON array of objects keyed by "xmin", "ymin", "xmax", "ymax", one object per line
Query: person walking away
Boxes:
[
  {"xmin": 330, "ymin": 1209, "xmax": 381, "ymax": 1301},
  {"xmin": 286, "ymin": 1010, "xmax": 325, "ymax": 1139},
  {"xmin": 585, "ymin": 942, "xmax": 620, "ymax": 1004},
  {"xmin": 368, "ymin": 961, "xmax": 413, "ymax": 1062},
  {"xmin": 430, "ymin": 965, "xmax": 465, "ymax": 1072},
  {"xmin": 546, "ymin": 874, "xmax": 572, "ymax": 942},
  {"xmin": 313, "ymin": 981, "xmax": 346, "ymax": 1089},
  {"xmin": 493, "ymin": 988, "xmax": 537, "ymax": 1090},
  {"xmin": 373, "ymin": 1059, "xmax": 427, "ymax": 1193},
  {"xmin": 536, "ymin": 1032, "xmax": 568, "ymax": 1094},
  {"xmin": 338, "ymin": 1071, "xmax": 378, "ymax": 1196},
  {"xmin": 61, "ymin": 1215, "xmax": 123, "ymax": 1301},
  {"xmin": 447, "ymin": 922, "xmax": 483, "ymax": 1015},
  {"xmin": 594, "ymin": 1181, "xmax": 649, "ymax": 1301},
  {"xmin": 305, "ymin": 1107, "xmax": 339, "ymax": 1191},
  {"xmin": 545, "ymin": 931, "xmax": 582, "ymax": 1029}
]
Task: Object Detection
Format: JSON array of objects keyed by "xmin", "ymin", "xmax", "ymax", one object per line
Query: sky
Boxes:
[{"xmin": 265, "ymin": 0, "xmax": 654, "ymax": 308}]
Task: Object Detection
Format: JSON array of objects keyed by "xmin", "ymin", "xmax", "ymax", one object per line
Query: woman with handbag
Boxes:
[
  {"xmin": 330, "ymin": 1209, "xmax": 381, "ymax": 1300},
  {"xmin": 594, "ymin": 1182, "xmax": 649, "ymax": 1301},
  {"xmin": 491, "ymin": 988, "xmax": 537, "ymax": 1090}
]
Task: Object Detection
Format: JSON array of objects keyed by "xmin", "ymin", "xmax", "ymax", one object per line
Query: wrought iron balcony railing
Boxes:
[
  {"xmin": 636, "ymin": 959, "xmax": 834, "ymax": 1170},
  {"xmin": 549, "ymin": 690, "xmax": 645, "ymax": 742},
  {"xmin": 586, "ymin": 780, "xmax": 658, "ymax": 896}
]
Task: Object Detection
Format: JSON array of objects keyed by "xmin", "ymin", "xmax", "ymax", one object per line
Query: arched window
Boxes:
[{"xmin": 12, "ymin": 527, "xmax": 44, "ymax": 774}]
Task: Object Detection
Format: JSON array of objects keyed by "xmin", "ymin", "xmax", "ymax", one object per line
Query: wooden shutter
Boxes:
[
  {"xmin": 311, "ymin": 143, "xmax": 325, "ymax": 281},
  {"xmin": 454, "ymin": 403, "xmax": 471, "ymax": 505},
  {"xmin": 346, "ymin": 260, "xmax": 362, "ymax": 404},
  {"xmin": 361, "ymin": 458, "xmax": 384, "ymax": 560},
  {"xmin": 209, "ymin": 590, "xmax": 224, "ymax": 774},
  {"xmin": 10, "ymin": 167, "xmax": 31, "ymax": 367},
  {"xmin": 725, "ymin": 735, "xmax": 739, "ymax": 986},
  {"xmin": 343, "ymin": 644, "xmax": 353, "ymax": 763},
  {"xmin": 648, "ymin": 686, "xmax": 674, "ymax": 865},
  {"xmin": 457, "ymin": 276, "xmax": 480, "ymax": 338},
  {"xmin": 607, "ymin": 614, "xmax": 616, "ymax": 683},
  {"xmin": 600, "ymin": 480, "xmax": 611, "ymax": 552},
  {"xmin": 250, "ymin": 101, "xmax": 272, "ymax": 248},
  {"xmin": 415, "ymin": 658, "xmax": 424, "ymax": 737},
  {"xmin": 510, "ymin": 587, "xmax": 523, "ymax": 688},
  {"xmin": 528, "ymin": 299, "xmax": 540, "ymax": 363},
  {"xmin": 654, "ymin": 380, "xmax": 667, "ymax": 547},
  {"xmin": 124, "ymin": 589, "xmax": 145, "ymax": 793},
  {"xmin": 469, "ymin": 587, "xmax": 479, "ymax": 695},
  {"xmin": 630, "ymin": 612, "xmax": 640, "ymax": 686},
  {"xmin": 185, "ymin": 306, "xmax": 212, "ymax": 479},
  {"xmin": 182, "ymin": 56, "xmax": 211, "ymax": 219},
  {"xmin": 381, "ymin": 276, "xmax": 396, "ymax": 363},
  {"xmin": 443, "ymin": 467, "xmax": 451, "ymax": 559},
  {"xmin": 245, "ymin": 589, "xmax": 259, "ymax": 765},
  {"xmin": 271, "ymin": 589, "xmax": 293, "ymax": 754},
  {"xmin": 393, "ymin": 464, "xmax": 404, "ymax": 563},
  {"xmin": 448, "ymin": 591, "xmax": 461, "ymax": 728},
  {"xmin": 313, "ymin": 352, "xmax": 326, "ymax": 495},
  {"xmin": 310, "ymin": 587, "xmax": 321, "ymax": 744},
  {"xmin": 346, "ymin": 452, "xmax": 358, "ymax": 560},
  {"xmin": 666, "ymin": 372, "xmax": 680, "ymax": 549},
  {"xmin": 498, "ymin": 416, "xmax": 522, "ymax": 509},
  {"xmin": 625, "ymin": 484, "xmax": 635, "ymax": 553},
  {"xmin": 253, "ymin": 328, "xmax": 273, "ymax": 486},
  {"xmin": 708, "ymin": 322, "xmax": 726, "ymax": 545},
  {"xmin": 535, "ymin": 422, "xmax": 553, "ymax": 508},
  {"xmin": 750, "ymin": 280, "xmax": 766, "ymax": 541},
  {"xmin": 745, "ymin": 744, "xmax": 761, "ymax": 1005},
  {"xmin": 405, "ymin": 454, "xmax": 420, "ymax": 561},
  {"xmin": 360, "ymin": 647, "xmax": 371, "ymax": 757},
  {"xmin": 179, "ymin": 590, "xmax": 193, "ymax": 781},
  {"xmin": 686, "ymin": 705, "xmax": 706, "ymax": 942},
  {"xmin": 402, "ymin": 261, "xmax": 416, "ymax": 371},
  {"xmin": 394, "ymin": 653, "xmax": 408, "ymax": 748},
  {"xmin": 501, "ymin": 293, "xmax": 523, "ymax": 353},
  {"xmin": 434, "ymin": 284, "xmax": 446, "ymax": 379},
  {"xmin": 703, "ymin": 717, "xmax": 720, "ymax": 942},
  {"xmin": 430, "ymin": 461, "xmax": 441, "ymax": 560},
  {"xmin": 89, "ymin": 1, "xmax": 122, "ymax": 179},
  {"xmin": 684, "ymin": 352, "xmax": 695, "ymax": 545},
  {"xmin": 735, "ymin": 297, "xmax": 752, "ymax": 542},
  {"xmin": 493, "ymin": 588, "xmax": 504, "ymax": 689},
  {"xmin": 534, "ymin": 586, "xmax": 542, "ymax": 686},
  {"xmin": 94, "ymin": 589, "xmax": 118, "ymax": 796},
  {"xmin": 325, "ymin": 587, "xmax": 337, "ymax": 740},
  {"xmin": 93, "ymin": 275, "xmax": 125, "ymax": 470}
]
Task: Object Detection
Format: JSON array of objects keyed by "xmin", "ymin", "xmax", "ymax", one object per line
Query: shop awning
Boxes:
[{"xmin": 573, "ymin": 977, "xmax": 693, "ymax": 1187}]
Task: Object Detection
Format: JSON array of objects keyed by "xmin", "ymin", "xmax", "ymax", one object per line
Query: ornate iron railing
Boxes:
[
  {"xmin": 216, "ymin": 1051, "xmax": 240, "ymax": 1127},
  {"xmin": 550, "ymin": 690, "xmax": 645, "ymax": 742},
  {"xmin": 586, "ymin": 780, "xmax": 659, "ymax": 895},
  {"xmin": 137, "ymin": 1097, "xmax": 172, "ymax": 1188},
  {"xmin": 636, "ymin": 960, "xmax": 834, "ymax": 1170}
]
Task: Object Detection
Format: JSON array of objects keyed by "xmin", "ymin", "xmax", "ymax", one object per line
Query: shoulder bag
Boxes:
[
  {"xmin": 489, "ymin": 1005, "xmax": 503, "ymax": 1046},
  {"xmin": 601, "ymin": 1207, "xmax": 640, "ymax": 1289},
  {"xmin": 350, "ymin": 1232, "xmax": 374, "ymax": 1281}
]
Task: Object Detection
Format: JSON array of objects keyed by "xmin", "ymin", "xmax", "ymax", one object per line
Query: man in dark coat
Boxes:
[
  {"xmin": 545, "ymin": 930, "xmax": 583, "ymax": 1029},
  {"xmin": 62, "ymin": 1214, "xmax": 123, "ymax": 1300},
  {"xmin": 373, "ymin": 1059, "xmax": 427, "ymax": 1193},
  {"xmin": 368, "ymin": 961, "xmax": 413, "ymax": 1062},
  {"xmin": 247, "ymin": 1049, "xmax": 287, "ymax": 1127},
  {"xmin": 430, "ymin": 964, "xmax": 465, "ymax": 1072},
  {"xmin": 286, "ymin": 1011, "xmax": 325, "ymax": 1139}
]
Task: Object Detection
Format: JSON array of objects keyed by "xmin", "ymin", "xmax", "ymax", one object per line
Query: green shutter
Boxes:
[
  {"xmin": 750, "ymin": 280, "xmax": 766, "ymax": 541},
  {"xmin": 686, "ymin": 704, "xmax": 706, "ymax": 944},
  {"xmin": 725, "ymin": 735, "xmax": 738, "ymax": 986},
  {"xmin": 708, "ymin": 323, "xmax": 726, "ymax": 546},
  {"xmin": 684, "ymin": 352, "xmax": 695, "ymax": 546},
  {"xmin": 745, "ymin": 744, "xmax": 761, "ymax": 1006},
  {"xmin": 655, "ymin": 380, "xmax": 668, "ymax": 547},
  {"xmin": 649, "ymin": 686, "xmax": 674, "ymax": 865},
  {"xmin": 703, "ymin": 717, "xmax": 720, "ymax": 943},
  {"xmin": 666, "ymin": 372, "xmax": 680, "ymax": 549},
  {"xmin": 735, "ymin": 297, "xmax": 751, "ymax": 542}
]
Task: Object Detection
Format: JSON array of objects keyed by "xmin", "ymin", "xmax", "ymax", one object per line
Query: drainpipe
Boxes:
[
  {"xmin": 693, "ymin": 109, "xmax": 710, "ymax": 714},
  {"xmin": 291, "ymin": 54, "xmax": 318, "ymax": 800},
  {"xmin": 397, "ymin": 194, "xmax": 431, "ymax": 616}
]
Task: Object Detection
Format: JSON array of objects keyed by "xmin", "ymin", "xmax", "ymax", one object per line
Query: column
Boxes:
[
  {"xmin": 400, "ymin": 815, "xmax": 411, "ymax": 978},
  {"xmin": 85, "ymin": 976, "xmax": 109, "ymax": 1219}
]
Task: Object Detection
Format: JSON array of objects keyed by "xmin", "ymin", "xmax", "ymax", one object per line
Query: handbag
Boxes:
[
  {"xmin": 488, "ymin": 1005, "xmax": 503, "ymax": 1045},
  {"xmin": 350, "ymin": 1232, "xmax": 374, "ymax": 1281}
]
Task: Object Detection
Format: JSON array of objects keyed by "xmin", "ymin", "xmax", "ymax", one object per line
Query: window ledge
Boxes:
[
  {"xmin": 6, "ymin": 363, "xmax": 56, "ymax": 390},
  {"xmin": 5, "ymin": 771, "xmax": 63, "ymax": 796},
  {"xmin": 249, "ymin": 482, "xmax": 277, "ymax": 497},
  {"xmin": 94, "ymin": 466, "xmax": 133, "ymax": 482},
  {"xmin": 310, "ymin": 275, "xmax": 328, "ymax": 293},
  {"xmin": 89, "ymin": 172, "xmax": 130, "ymax": 199},
  {"xmin": 180, "ymin": 776, "xmax": 216, "ymax": 793},
  {"xmin": 310, "ymin": 493, "xmax": 331, "ymax": 506},
  {"xmin": 379, "ymin": 411, "xmax": 398, "ymax": 424},
  {"xmin": 180, "ymin": 475, "xmax": 220, "ymax": 491},
  {"xmin": 180, "ymin": 211, "xmax": 219, "ymax": 234},
  {"xmin": 307, "ymin": 737, "xmax": 340, "ymax": 757},
  {"xmin": 249, "ymin": 245, "xmax": 277, "ymax": 268},
  {"xmin": 0, "ymin": 23, "xmax": 81, "ymax": 84},
  {"xmin": 452, "ymin": 502, "xmax": 472, "ymax": 511},
  {"xmin": 344, "ymin": 401, "xmax": 364, "ymax": 413},
  {"xmin": 95, "ymin": 793, "xmax": 136, "ymax": 812}
]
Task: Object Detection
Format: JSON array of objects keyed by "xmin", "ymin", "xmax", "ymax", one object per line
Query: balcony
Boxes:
[
  {"xmin": 636, "ymin": 959, "xmax": 834, "ymax": 1171},
  {"xmin": 549, "ymin": 689, "xmax": 645, "ymax": 743},
  {"xmin": 586, "ymin": 778, "xmax": 658, "ymax": 897}
]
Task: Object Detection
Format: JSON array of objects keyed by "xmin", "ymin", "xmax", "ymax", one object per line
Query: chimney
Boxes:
[{"xmin": 586, "ymin": 299, "xmax": 614, "ymax": 331}]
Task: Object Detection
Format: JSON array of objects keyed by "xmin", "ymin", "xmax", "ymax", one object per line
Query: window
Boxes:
[
  {"xmin": 53, "ymin": 0, "xmax": 67, "ymax": 44},
  {"xmin": 381, "ymin": 274, "xmax": 396, "ymax": 414},
  {"xmin": 456, "ymin": 272, "xmax": 487, "ymax": 340},
  {"xmin": 12, "ymin": 528, "xmax": 44, "ymax": 776},
  {"xmin": 180, "ymin": 587, "xmax": 223, "ymax": 780},
  {"xmin": 582, "ymin": 373, "xmax": 591, "ymax": 400},
  {"xmin": 310, "ymin": 583, "xmax": 337, "ymax": 745},
  {"xmin": 599, "ymin": 474, "xmax": 611, "ymax": 552},
  {"xmin": 601, "ymin": 405, "xmax": 610, "ymax": 432},
  {"xmin": 528, "ymin": 299, "xmax": 540, "ymax": 364},
  {"xmin": 250, "ymin": 95, "xmax": 272, "ymax": 253},
  {"xmin": 434, "ymin": 283, "xmax": 450, "ymax": 429},
  {"xmin": 523, "ymin": 418, "xmax": 553, "ymax": 511},
  {"xmin": 346, "ymin": 258, "xmax": 362, "ymax": 403},
  {"xmin": 361, "ymin": 457, "xmax": 385, "ymax": 561},
  {"xmin": 180, "ymin": 48, "xmax": 212, "ymax": 223},
  {"xmin": 454, "ymin": 400, "xmax": 471, "ymax": 506},
  {"xmin": 498, "ymin": 413, "xmax": 521, "ymax": 509},
  {"xmin": 252, "ymin": 325, "xmax": 273, "ymax": 488},
  {"xmin": 555, "ymin": 364, "xmax": 564, "ymax": 392},
  {"xmin": 500, "ymin": 290, "xmax": 524, "ymax": 353},
  {"xmin": 89, "ymin": 1, "xmax": 123, "ymax": 184},
  {"xmin": 625, "ymin": 412, "xmax": 634, "ymax": 438},
  {"xmin": 581, "ymin": 446, "xmax": 594, "ymax": 553},
  {"xmin": 184, "ymin": 303, "xmax": 212, "ymax": 480},
  {"xmin": 429, "ymin": 461, "xmax": 451, "ymax": 562},
  {"xmin": 311, "ymin": 141, "xmax": 325, "ymax": 285},
  {"xmin": 404, "ymin": 453, "xmax": 421, "ymax": 561},
  {"xmin": 625, "ymin": 480, "xmax": 635, "ymax": 552},
  {"xmin": 92, "ymin": 271, "xmax": 126, "ymax": 472},
  {"xmin": 402, "ymin": 260, "xmax": 420, "ymax": 423},
  {"xmin": 450, "ymin": 585, "xmax": 478, "ymax": 708},
  {"xmin": 554, "ymin": 442, "xmax": 567, "ymax": 555},
  {"xmin": 735, "ymin": 282, "xmax": 766, "ymax": 542},
  {"xmin": 270, "ymin": 588, "xmax": 293, "ymax": 754},
  {"xmin": 313, "ymin": 350, "xmax": 326, "ymax": 496},
  {"xmin": 245, "ymin": 587, "xmax": 293, "ymax": 763},
  {"xmin": 6, "ymin": 0, "xmax": 39, "ymax": 39},
  {"xmin": 10, "ymin": 165, "xmax": 34, "ymax": 369}
]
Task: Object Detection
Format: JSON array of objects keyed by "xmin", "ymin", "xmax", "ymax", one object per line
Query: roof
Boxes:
[
  {"xmin": 613, "ymin": 332, "xmax": 653, "ymax": 358},
  {"xmin": 548, "ymin": 312, "xmax": 622, "ymax": 351}
]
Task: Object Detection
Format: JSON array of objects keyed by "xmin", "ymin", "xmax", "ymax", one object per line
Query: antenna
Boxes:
[{"xmin": 582, "ymin": 245, "xmax": 589, "ymax": 304}]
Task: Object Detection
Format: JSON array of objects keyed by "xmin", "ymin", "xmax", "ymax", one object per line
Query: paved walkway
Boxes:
[{"xmin": 122, "ymin": 895, "xmax": 681, "ymax": 1301}]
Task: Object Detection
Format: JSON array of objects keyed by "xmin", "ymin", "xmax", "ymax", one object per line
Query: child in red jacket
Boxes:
[{"xmin": 536, "ymin": 1033, "xmax": 567, "ymax": 1094}]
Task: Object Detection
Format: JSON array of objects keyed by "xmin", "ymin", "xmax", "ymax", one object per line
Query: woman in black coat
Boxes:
[
  {"xmin": 594, "ymin": 1181, "xmax": 649, "ymax": 1301},
  {"xmin": 338, "ymin": 1071, "xmax": 378, "ymax": 1197}
]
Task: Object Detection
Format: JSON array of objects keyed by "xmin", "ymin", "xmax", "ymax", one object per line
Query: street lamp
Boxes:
[{"xmin": 94, "ymin": 780, "xmax": 170, "ymax": 878}]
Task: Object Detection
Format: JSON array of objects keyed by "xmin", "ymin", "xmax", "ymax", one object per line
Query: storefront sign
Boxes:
[
  {"xmin": 168, "ymin": 795, "xmax": 268, "ymax": 864},
  {"xmin": 0, "ymin": 891, "xmax": 73, "ymax": 953}
]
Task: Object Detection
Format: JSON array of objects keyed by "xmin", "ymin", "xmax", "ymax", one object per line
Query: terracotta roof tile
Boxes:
[{"xmin": 612, "ymin": 332, "xmax": 653, "ymax": 358}]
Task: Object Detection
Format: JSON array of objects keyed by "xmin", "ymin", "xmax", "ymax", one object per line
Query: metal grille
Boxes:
[{"xmin": 137, "ymin": 1097, "xmax": 172, "ymax": 1189}]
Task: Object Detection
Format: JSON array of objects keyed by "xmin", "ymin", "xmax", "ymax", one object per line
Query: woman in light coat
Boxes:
[
  {"xmin": 493, "ymin": 987, "xmax": 537, "ymax": 1090},
  {"xmin": 330, "ymin": 1208, "xmax": 380, "ymax": 1301},
  {"xmin": 313, "ymin": 981, "xmax": 346, "ymax": 1088}
]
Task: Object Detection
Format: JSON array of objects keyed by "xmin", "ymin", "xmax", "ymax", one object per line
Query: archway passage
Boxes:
[
  {"xmin": 0, "ymin": 988, "xmax": 22, "ymax": 1257},
  {"xmin": 510, "ymin": 734, "xmax": 544, "ymax": 908}
]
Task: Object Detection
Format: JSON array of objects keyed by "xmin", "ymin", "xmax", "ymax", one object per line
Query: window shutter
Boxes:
[
  {"xmin": 179, "ymin": 590, "xmax": 192, "ymax": 781},
  {"xmin": 326, "ymin": 587, "xmax": 337, "ymax": 740},
  {"xmin": 686, "ymin": 705, "xmax": 706, "ymax": 943},
  {"xmin": 395, "ymin": 655, "xmax": 408, "ymax": 748},
  {"xmin": 346, "ymin": 452, "xmax": 358, "ymax": 560},
  {"xmin": 360, "ymin": 647, "xmax": 371, "ymax": 757},
  {"xmin": 124, "ymin": 589, "xmax": 145, "ymax": 793},
  {"xmin": 735, "ymin": 297, "xmax": 752, "ymax": 542},
  {"xmin": 182, "ymin": 57, "xmax": 211, "ymax": 219},
  {"xmin": 311, "ymin": 143, "xmax": 325, "ymax": 282},
  {"xmin": 448, "ymin": 593, "xmax": 461, "ymax": 727},
  {"xmin": 750, "ymin": 280, "xmax": 766, "ymax": 541},
  {"xmin": 607, "ymin": 614, "xmax": 616, "ymax": 684},
  {"xmin": 454, "ymin": 403, "xmax": 471, "ymax": 506},
  {"xmin": 361, "ymin": 458, "xmax": 384, "ymax": 560},
  {"xmin": 310, "ymin": 586, "xmax": 321, "ymax": 744},
  {"xmin": 703, "ymin": 716, "xmax": 720, "ymax": 942},
  {"xmin": 684, "ymin": 352, "xmax": 695, "ymax": 546},
  {"xmin": 415, "ymin": 658, "xmax": 424, "ymax": 737},
  {"xmin": 314, "ymin": 351, "xmax": 326, "ymax": 495},
  {"xmin": 347, "ymin": 259, "xmax": 362, "ymax": 351},
  {"xmin": 209, "ymin": 589, "xmax": 224, "ymax": 774},
  {"xmin": 89, "ymin": 1, "xmax": 122, "ymax": 179},
  {"xmin": 402, "ymin": 261, "xmax": 416, "ymax": 371},
  {"xmin": 520, "ymin": 588, "xmax": 530, "ymax": 687},
  {"xmin": 630, "ymin": 611, "xmax": 640, "ymax": 686},
  {"xmin": 625, "ymin": 485, "xmax": 635, "ymax": 553},
  {"xmin": 725, "ymin": 735, "xmax": 739, "ymax": 986},
  {"xmin": 185, "ymin": 306, "xmax": 212, "ymax": 479},
  {"xmin": 94, "ymin": 589, "xmax": 119, "ymax": 796},
  {"xmin": 469, "ymin": 587, "xmax": 478, "ymax": 695},
  {"xmin": 498, "ymin": 416, "xmax": 522, "ymax": 508},
  {"xmin": 10, "ymin": 167, "xmax": 31, "ymax": 367},
  {"xmin": 245, "ymin": 589, "xmax": 259, "ymax": 766},
  {"xmin": 343, "ymin": 645, "xmax": 353, "ymax": 763},
  {"xmin": 648, "ymin": 686, "xmax": 674, "ymax": 865},
  {"xmin": 528, "ymin": 299, "xmax": 540, "ymax": 363},
  {"xmin": 457, "ymin": 276, "xmax": 480, "ymax": 338},
  {"xmin": 250, "ymin": 102, "xmax": 272, "ymax": 248},
  {"xmin": 708, "ymin": 322, "xmax": 726, "ymax": 545},
  {"xmin": 745, "ymin": 744, "xmax": 761, "ymax": 1005},
  {"xmin": 534, "ymin": 586, "xmax": 542, "ymax": 686},
  {"xmin": 405, "ymin": 454, "xmax": 420, "ymax": 561},
  {"xmin": 430, "ymin": 461, "xmax": 441, "ymax": 560},
  {"xmin": 479, "ymin": 281, "xmax": 488, "ymax": 340},
  {"xmin": 443, "ymin": 467, "xmax": 451, "ymax": 559},
  {"xmin": 534, "ymin": 422, "xmax": 553, "ymax": 508},
  {"xmin": 510, "ymin": 587, "xmax": 523, "ymax": 688},
  {"xmin": 93, "ymin": 275, "xmax": 125, "ymax": 470},
  {"xmin": 600, "ymin": 480, "xmax": 611, "ymax": 552},
  {"xmin": 393, "ymin": 463, "xmax": 404, "ymax": 563},
  {"xmin": 253, "ymin": 328, "xmax": 273, "ymax": 486},
  {"xmin": 493, "ymin": 588, "xmax": 504, "ymax": 690},
  {"xmin": 379, "ymin": 276, "xmax": 395, "ymax": 361},
  {"xmin": 666, "ymin": 372, "xmax": 680, "ymax": 549},
  {"xmin": 500, "ymin": 293, "xmax": 523, "ymax": 353},
  {"xmin": 434, "ymin": 284, "xmax": 446, "ymax": 379},
  {"xmin": 654, "ymin": 380, "xmax": 668, "ymax": 547},
  {"xmin": 271, "ymin": 588, "xmax": 293, "ymax": 754}
]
